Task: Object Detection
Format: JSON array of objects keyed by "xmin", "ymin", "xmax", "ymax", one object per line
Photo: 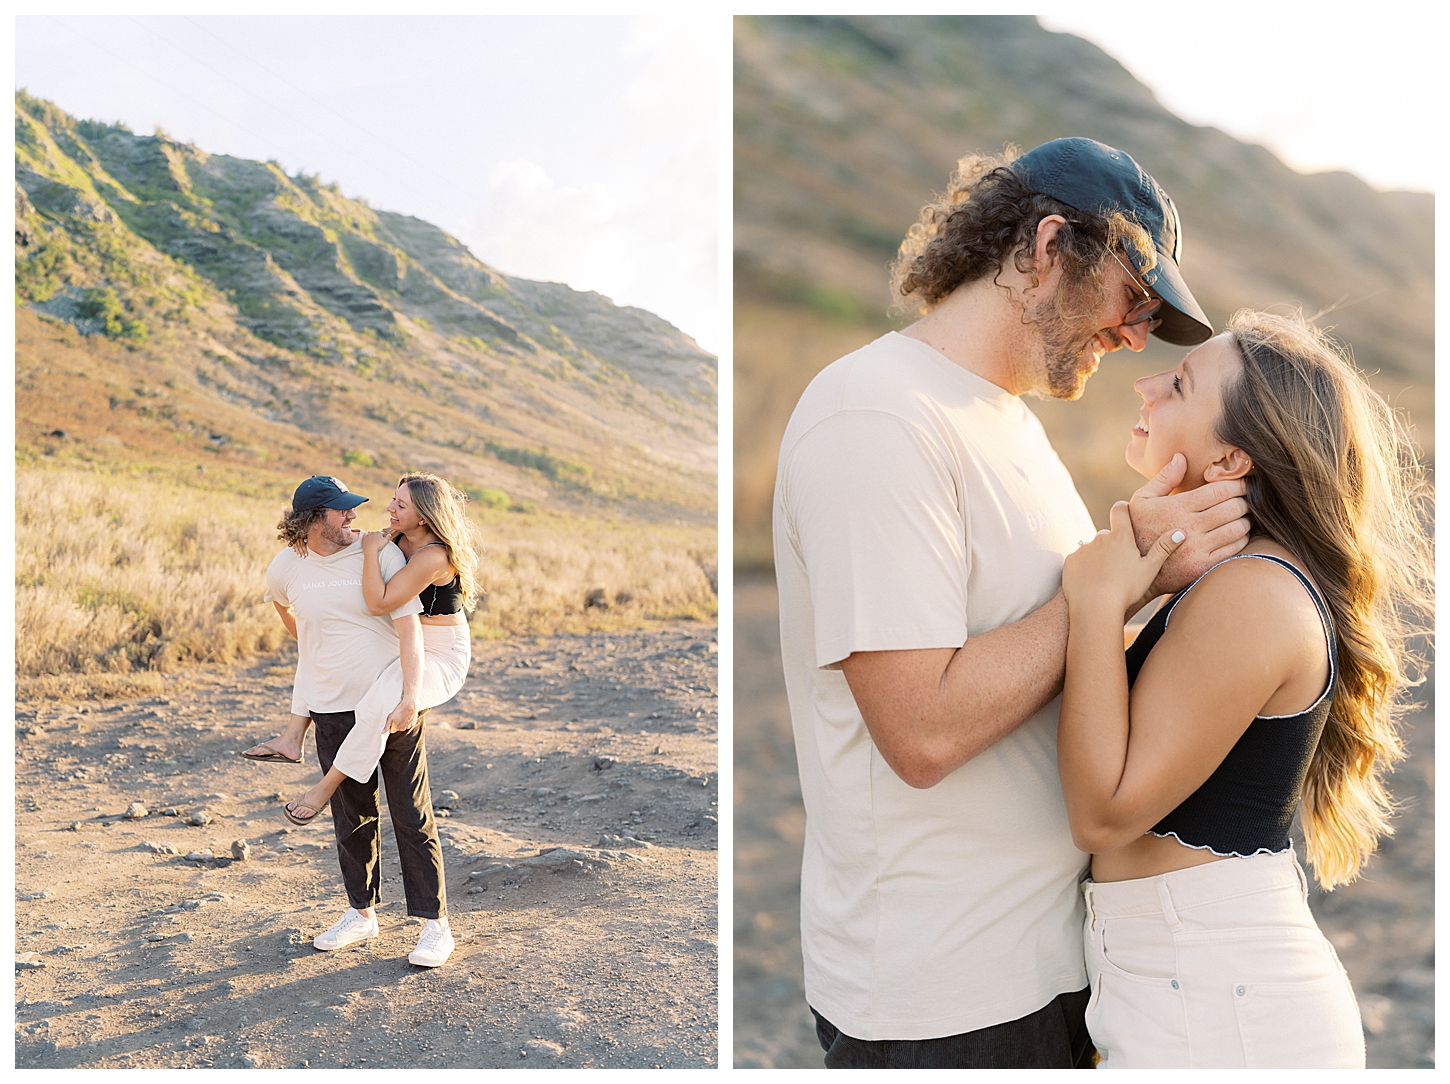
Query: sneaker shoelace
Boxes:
[
  {"xmin": 330, "ymin": 911, "xmax": 370, "ymax": 936},
  {"xmin": 416, "ymin": 925, "xmax": 449, "ymax": 953}
]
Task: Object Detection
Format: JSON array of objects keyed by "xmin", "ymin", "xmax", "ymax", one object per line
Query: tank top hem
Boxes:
[{"xmin": 1146, "ymin": 829, "xmax": 1292, "ymax": 860}]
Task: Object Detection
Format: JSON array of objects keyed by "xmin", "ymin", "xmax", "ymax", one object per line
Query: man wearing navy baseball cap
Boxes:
[
  {"xmin": 243, "ymin": 475, "xmax": 452, "ymax": 965},
  {"xmin": 774, "ymin": 139, "xmax": 1251, "ymax": 1067}
]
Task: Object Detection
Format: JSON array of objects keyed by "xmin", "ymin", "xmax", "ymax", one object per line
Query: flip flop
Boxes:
[
  {"xmin": 283, "ymin": 801, "xmax": 323, "ymax": 826},
  {"xmin": 243, "ymin": 743, "xmax": 302, "ymax": 764}
]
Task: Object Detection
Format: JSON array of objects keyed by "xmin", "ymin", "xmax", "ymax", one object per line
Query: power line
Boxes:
[
  {"xmin": 40, "ymin": 15, "xmax": 290, "ymax": 161},
  {"xmin": 178, "ymin": 14, "xmax": 423, "ymax": 171},
  {"xmin": 118, "ymin": 14, "xmax": 422, "ymax": 199}
]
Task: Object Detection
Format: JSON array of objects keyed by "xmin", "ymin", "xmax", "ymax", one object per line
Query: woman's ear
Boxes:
[{"xmin": 1203, "ymin": 446, "xmax": 1253, "ymax": 482}]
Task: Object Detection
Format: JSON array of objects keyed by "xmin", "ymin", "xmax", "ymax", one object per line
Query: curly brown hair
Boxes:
[
  {"xmin": 277, "ymin": 505, "xmax": 328, "ymax": 549},
  {"xmin": 889, "ymin": 148, "xmax": 1157, "ymax": 321}
]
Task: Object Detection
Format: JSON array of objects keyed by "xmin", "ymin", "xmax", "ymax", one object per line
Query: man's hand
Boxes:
[
  {"xmin": 385, "ymin": 698, "xmax": 419, "ymax": 733},
  {"xmin": 1128, "ymin": 453, "xmax": 1250, "ymax": 601}
]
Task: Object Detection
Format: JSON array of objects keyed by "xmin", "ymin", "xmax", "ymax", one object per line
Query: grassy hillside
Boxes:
[
  {"xmin": 16, "ymin": 90, "xmax": 715, "ymax": 520},
  {"xmin": 16, "ymin": 91, "xmax": 717, "ymax": 696},
  {"xmin": 734, "ymin": 15, "xmax": 1433, "ymax": 567}
]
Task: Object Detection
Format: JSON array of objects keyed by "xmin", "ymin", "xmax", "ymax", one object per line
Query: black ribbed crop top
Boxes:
[
  {"xmin": 414, "ymin": 542, "xmax": 463, "ymax": 616},
  {"xmin": 1125, "ymin": 553, "xmax": 1336, "ymax": 858}
]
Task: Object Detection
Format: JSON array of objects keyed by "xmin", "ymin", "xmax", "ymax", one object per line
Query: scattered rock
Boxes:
[
  {"xmin": 144, "ymin": 841, "xmax": 180, "ymax": 855},
  {"xmin": 184, "ymin": 851, "xmax": 215, "ymax": 863},
  {"xmin": 469, "ymin": 863, "xmax": 511, "ymax": 879},
  {"xmin": 123, "ymin": 802, "xmax": 149, "ymax": 820},
  {"xmin": 17, "ymin": 890, "xmax": 54, "ymax": 901},
  {"xmin": 270, "ymin": 792, "xmax": 285, "ymax": 802},
  {"xmin": 584, "ymin": 588, "xmax": 610, "ymax": 610},
  {"xmin": 15, "ymin": 953, "xmax": 46, "ymax": 970},
  {"xmin": 187, "ymin": 811, "xmax": 213, "ymax": 827},
  {"xmin": 160, "ymin": 807, "xmax": 181, "ymax": 817},
  {"xmin": 519, "ymin": 847, "xmax": 609, "ymax": 871},
  {"xmin": 230, "ymin": 840, "xmax": 251, "ymax": 861},
  {"xmin": 524, "ymin": 1038, "xmax": 565, "ymax": 1059},
  {"xmin": 592, "ymin": 755, "xmax": 616, "ymax": 771},
  {"xmin": 68, "ymin": 822, "xmax": 83, "ymax": 832},
  {"xmin": 436, "ymin": 790, "xmax": 461, "ymax": 809},
  {"xmin": 598, "ymin": 834, "xmax": 654, "ymax": 850},
  {"xmin": 17, "ymin": 726, "xmax": 42, "ymax": 739}
]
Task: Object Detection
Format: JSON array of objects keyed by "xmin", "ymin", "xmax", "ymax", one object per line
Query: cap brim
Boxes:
[
  {"xmin": 1143, "ymin": 255, "xmax": 1213, "ymax": 346},
  {"xmin": 327, "ymin": 493, "xmax": 369, "ymax": 509}
]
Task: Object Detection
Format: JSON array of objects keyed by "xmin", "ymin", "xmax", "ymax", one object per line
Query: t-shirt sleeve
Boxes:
[
  {"xmin": 782, "ymin": 410, "xmax": 970, "ymax": 669},
  {"xmin": 379, "ymin": 543, "xmax": 424, "ymax": 620},
  {"xmin": 263, "ymin": 551, "xmax": 291, "ymax": 607}
]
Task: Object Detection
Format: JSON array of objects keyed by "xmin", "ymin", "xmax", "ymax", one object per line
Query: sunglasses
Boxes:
[{"xmin": 1110, "ymin": 250, "xmax": 1163, "ymax": 332}]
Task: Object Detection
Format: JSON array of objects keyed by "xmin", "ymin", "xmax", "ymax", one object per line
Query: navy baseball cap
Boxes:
[
  {"xmin": 292, "ymin": 475, "xmax": 368, "ymax": 512},
  {"xmin": 1012, "ymin": 138, "xmax": 1213, "ymax": 346}
]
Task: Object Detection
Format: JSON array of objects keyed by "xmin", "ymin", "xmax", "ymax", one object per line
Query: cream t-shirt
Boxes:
[
  {"xmin": 773, "ymin": 331, "xmax": 1097, "ymax": 1041},
  {"xmin": 264, "ymin": 539, "xmax": 423, "ymax": 715}
]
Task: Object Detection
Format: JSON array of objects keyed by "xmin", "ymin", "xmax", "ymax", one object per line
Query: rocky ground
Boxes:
[
  {"xmin": 15, "ymin": 622, "xmax": 718, "ymax": 1069},
  {"xmin": 734, "ymin": 575, "xmax": 1433, "ymax": 1069}
]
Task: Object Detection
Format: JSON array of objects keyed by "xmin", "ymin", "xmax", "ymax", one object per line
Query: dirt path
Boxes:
[
  {"xmin": 733, "ymin": 575, "xmax": 1433, "ymax": 1069},
  {"xmin": 15, "ymin": 622, "xmax": 718, "ymax": 1069}
]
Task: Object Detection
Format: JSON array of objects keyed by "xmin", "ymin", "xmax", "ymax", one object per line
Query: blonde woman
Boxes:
[{"xmin": 1058, "ymin": 311, "xmax": 1431, "ymax": 1068}]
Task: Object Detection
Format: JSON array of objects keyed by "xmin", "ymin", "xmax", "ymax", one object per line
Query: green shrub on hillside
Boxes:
[
  {"xmin": 78, "ymin": 286, "xmax": 148, "ymax": 341},
  {"xmin": 342, "ymin": 449, "xmax": 375, "ymax": 468},
  {"xmin": 484, "ymin": 440, "xmax": 592, "ymax": 484},
  {"xmin": 463, "ymin": 484, "xmax": 511, "ymax": 510}
]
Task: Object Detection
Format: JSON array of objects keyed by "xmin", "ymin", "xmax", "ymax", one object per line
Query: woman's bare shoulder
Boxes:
[
  {"xmin": 404, "ymin": 542, "xmax": 451, "ymax": 570},
  {"xmin": 1165, "ymin": 548, "xmax": 1324, "ymax": 647}
]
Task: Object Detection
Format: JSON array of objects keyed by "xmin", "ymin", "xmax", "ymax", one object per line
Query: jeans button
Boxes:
[
  {"xmin": 1236, "ymin": 985, "xmax": 1246, "ymax": 996},
  {"xmin": 1170, "ymin": 979, "xmax": 1179, "ymax": 990}
]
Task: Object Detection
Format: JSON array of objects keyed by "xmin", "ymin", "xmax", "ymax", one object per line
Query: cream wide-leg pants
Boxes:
[
  {"xmin": 1082, "ymin": 847, "xmax": 1364, "ymax": 1069},
  {"xmin": 332, "ymin": 623, "xmax": 471, "ymax": 784}
]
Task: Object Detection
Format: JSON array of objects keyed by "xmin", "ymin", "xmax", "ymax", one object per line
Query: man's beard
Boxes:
[
  {"xmin": 1025, "ymin": 288, "xmax": 1116, "ymax": 401},
  {"xmin": 318, "ymin": 519, "xmax": 354, "ymax": 548}
]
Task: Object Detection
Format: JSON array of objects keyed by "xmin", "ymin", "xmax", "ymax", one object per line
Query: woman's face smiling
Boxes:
[
  {"xmin": 387, "ymin": 484, "xmax": 424, "ymax": 533},
  {"xmin": 1126, "ymin": 333, "xmax": 1245, "ymax": 491}
]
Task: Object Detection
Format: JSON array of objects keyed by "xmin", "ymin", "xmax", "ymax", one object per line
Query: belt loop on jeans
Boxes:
[{"xmin": 1154, "ymin": 877, "xmax": 1182, "ymax": 932}]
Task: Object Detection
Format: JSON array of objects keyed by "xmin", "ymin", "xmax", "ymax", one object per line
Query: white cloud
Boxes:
[{"xmin": 459, "ymin": 14, "xmax": 718, "ymax": 352}]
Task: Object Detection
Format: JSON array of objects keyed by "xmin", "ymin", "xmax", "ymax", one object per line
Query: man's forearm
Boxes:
[
  {"xmin": 841, "ymin": 590, "xmax": 1070, "ymax": 788},
  {"xmin": 273, "ymin": 602, "xmax": 298, "ymax": 639},
  {"xmin": 394, "ymin": 615, "xmax": 423, "ymax": 700}
]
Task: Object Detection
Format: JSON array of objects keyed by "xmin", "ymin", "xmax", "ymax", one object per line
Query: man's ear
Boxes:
[
  {"xmin": 1031, "ymin": 215, "xmax": 1068, "ymax": 282},
  {"xmin": 1204, "ymin": 446, "xmax": 1253, "ymax": 482}
]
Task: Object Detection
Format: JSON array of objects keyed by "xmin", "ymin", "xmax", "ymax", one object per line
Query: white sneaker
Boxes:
[
  {"xmin": 313, "ymin": 908, "xmax": 379, "ymax": 951},
  {"xmin": 408, "ymin": 920, "xmax": 454, "ymax": 967}
]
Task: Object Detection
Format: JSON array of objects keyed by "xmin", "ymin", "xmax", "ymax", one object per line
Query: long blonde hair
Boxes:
[
  {"xmin": 394, "ymin": 472, "xmax": 484, "ymax": 613},
  {"xmin": 1218, "ymin": 310, "xmax": 1433, "ymax": 888}
]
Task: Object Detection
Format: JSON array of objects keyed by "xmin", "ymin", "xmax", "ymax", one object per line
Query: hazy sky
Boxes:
[
  {"xmin": 1036, "ymin": 9, "xmax": 1433, "ymax": 194},
  {"xmin": 16, "ymin": 14, "xmax": 720, "ymax": 354}
]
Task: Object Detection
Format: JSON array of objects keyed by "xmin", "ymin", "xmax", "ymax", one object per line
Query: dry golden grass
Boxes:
[{"xmin": 18, "ymin": 467, "xmax": 717, "ymax": 699}]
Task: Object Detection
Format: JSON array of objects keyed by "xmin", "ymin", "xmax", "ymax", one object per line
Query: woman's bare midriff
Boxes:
[
  {"xmin": 1090, "ymin": 830, "xmax": 1229, "ymax": 883},
  {"xmin": 419, "ymin": 612, "xmax": 467, "ymax": 627}
]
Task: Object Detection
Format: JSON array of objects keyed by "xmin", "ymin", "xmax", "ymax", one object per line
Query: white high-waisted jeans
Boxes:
[
  {"xmin": 1082, "ymin": 847, "xmax": 1364, "ymax": 1069},
  {"xmin": 332, "ymin": 623, "xmax": 471, "ymax": 784}
]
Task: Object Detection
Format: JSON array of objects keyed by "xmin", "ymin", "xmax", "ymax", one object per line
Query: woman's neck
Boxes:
[{"xmin": 398, "ymin": 526, "xmax": 439, "ymax": 554}]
